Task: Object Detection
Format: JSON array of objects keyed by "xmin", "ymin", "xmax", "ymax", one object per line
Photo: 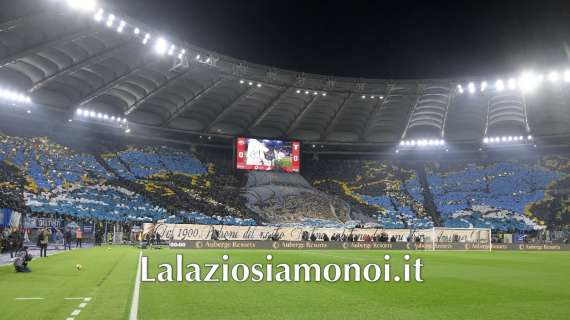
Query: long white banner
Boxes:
[{"xmin": 143, "ymin": 223, "xmax": 489, "ymax": 243}]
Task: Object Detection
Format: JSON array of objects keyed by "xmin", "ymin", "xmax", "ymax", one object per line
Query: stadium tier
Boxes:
[{"xmin": 1, "ymin": 129, "xmax": 569, "ymax": 232}]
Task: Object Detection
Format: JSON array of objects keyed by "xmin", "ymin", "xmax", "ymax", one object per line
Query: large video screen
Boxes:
[{"xmin": 236, "ymin": 137, "xmax": 301, "ymax": 172}]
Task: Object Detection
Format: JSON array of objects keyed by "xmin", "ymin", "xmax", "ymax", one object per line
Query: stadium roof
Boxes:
[{"xmin": 1, "ymin": 1, "xmax": 570, "ymax": 146}]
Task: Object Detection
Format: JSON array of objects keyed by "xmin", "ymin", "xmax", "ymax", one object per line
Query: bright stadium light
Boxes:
[
  {"xmin": 93, "ymin": 8, "xmax": 103, "ymax": 21},
  {"xmin": 296, "ymin": 89, "xmax": 301, "ymax": 94},
  {"xmin": 154, "ymin": 37, "xmax": 168, "ymax": 55},
  {"xmin": 468, "ymin": 82, "xmax": 475, "ymax": 94},
  {"xmin": 528, "ymin": 135, "xmax": 533, "ymax": 140},
  {"xmin": 117, "ymin": 20, "xmax": 126, "ymax": 33},
  {"xmin": 248, "ymin": 82, "xmax": 253, "ymax": 86},
  {"xmin": 67, "ymin": 0, "xmax": 97, "ymax": 11},
  {"xmin": 483, "ymin": 137, "xmax": 489, "ymax": 144},
  {"xmin": 457, "ymin": 84, "xmax": 464, "ymax": 94},
  {"xmin": 305, "ymin": 90, "xmax": 310, "ymax": 95},
  {"xmin": 481, "ymin": 81, "xmax": 488, "ymax": 92},
  {"xmin": 496, "ymin": 79, "xmax": 505, "ymax": 91},
  {"xmin": 168, "ymin": 45, "xmax": 176, "ymax": 55},
  {"xmin": 321, "ymin": 92, "xmax": 327, "ymax": 96},
  {"xmin": 106, "ymin": 14, "xmax": 115, "ymax": 27},
  {"xmin": 142, "ymin": 33, "xmax": 151, "ymax": 45},
  {"xmin": 361, "ymin": 95, "xmax": 366, "ymax": 99},
  {"xmin": 257, "ymin": 83, "xmax": 262, "ymax": 88},
  {"xmin": 134, "ymin": 27, "xmax": 140, "ymax": 35},
  {"xmin": 519, "ymin": 71, "xmax": 538, "ymax": 92}
]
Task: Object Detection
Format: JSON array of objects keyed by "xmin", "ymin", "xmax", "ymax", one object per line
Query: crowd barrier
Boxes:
[{"xmin": 168, "ymin": 240, "xmax": 570, "ymax": 251}]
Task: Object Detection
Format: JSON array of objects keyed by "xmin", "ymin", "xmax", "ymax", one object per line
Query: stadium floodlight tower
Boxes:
[
  {"xmin": 398, "ymin": 85, "xmax": 452, "ymax": 152},
  {"xmin": 482, "ymin": 74, "xmax": 534, "ymax": 148}
]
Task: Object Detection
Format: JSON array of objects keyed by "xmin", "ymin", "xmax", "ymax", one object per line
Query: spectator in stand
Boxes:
[{"xmin": 75, "ymin": 228, "xmax": 83, "ymax": 248}]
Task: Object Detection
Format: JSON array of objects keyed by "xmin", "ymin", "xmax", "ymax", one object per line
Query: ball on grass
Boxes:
[{"xmin": 76, "ymin": 264, "xmax": 82, "ymax": 271}]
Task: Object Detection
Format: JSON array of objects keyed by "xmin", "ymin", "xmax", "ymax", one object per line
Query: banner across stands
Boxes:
[{"xmin": 143, "ymin": 223, "xmax": 489, "ymax": 243}]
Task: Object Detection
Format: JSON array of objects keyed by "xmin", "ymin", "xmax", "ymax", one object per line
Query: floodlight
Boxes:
[
  {"xmin": 239, "ymin": 80, "xmax": 244, "ymax": 84},
  {"xmin": 527, "ymin": 135, "xmax": 532, "ymax": 140},
  {"xmin": 457, "ymin": 85, "xmax": 464, "ymax": 94},
  {"xmin": 248, "ymin": 82, "xmax": 253, "ymax": 86},
  {"xmin": 361, "ymin": 95, "xmax": 366, "ymax": 99},
  {"xmin": 495, "ymin": 79, "xmax": 504, "ymax": 91},
  {"xmin": 168, "ymin": 45, "xmax": 176, "ymax": 55},
  {"xmin": 468, "ymin": 82, "xmax": 475, "ymax": 94},
  {"xmin": 106, "ymin": 14, "xmax": 115, "ymax": 27},
  {"xmin": 154, "ymin": 37, "xmax": 168, "ymax": 55},
  {"xmin": 93, "ymin": 8, "xmax": 103, "ymax": 21},
  {"xmin": 519, "ymin": 71, "xmax": 538, "ymax": 92},
  {"xmin": 257, "ymin": 83, "xmax": 262, "ymax": 88},
  {"xmin": 76, "ymin": 109, "xmax": 82, "ymax": 115},
  {"xmin": 481, "ymin": 81, "xmax": 488, "ymax": 92},
  {"xmin": 322, "ymin": 92, "xmax": 327, "ymax": 96},
  {"xmin": 142, "ymin": 33, "xmax": 151, "ymax": 45},
  {"xmin": 117, "ymin": 20, "xmax": 126, "ymax": 33},
  {"xmin": 125, "ymin": 128, "xmax": 131, "ymax": 133},
  {"xmin": 67, "ymin": 0, "xmax": 97, "ymax": 11},
  {"xmin": 296, "ymin": 89, "xmax": 301, "ymax": 94},
  {"xmin": 134, "ymin": 27, "xmax": 140, "ymax": 35},
  {"xmin": 305, "ymin": 91, "xmax": 310, "ymax": 95},
  {"xmin": 483, "ymin": 137, "xmax": 489, "ymax": 144}
]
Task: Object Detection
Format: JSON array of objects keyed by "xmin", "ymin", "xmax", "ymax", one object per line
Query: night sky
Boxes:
[{"xmin": 8, "ymin": 0, "xmax": 570, "ymax": 79}]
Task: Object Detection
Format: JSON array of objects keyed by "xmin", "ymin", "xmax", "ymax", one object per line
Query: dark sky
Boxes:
[{"xmin": 9, "ymin": 0, "xmax": 570, "ymax": 79}]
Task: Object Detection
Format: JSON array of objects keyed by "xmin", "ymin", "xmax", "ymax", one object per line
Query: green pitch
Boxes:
[{"xmin": 1, "ymin": 246, "xmax": 569, "ymax": 320}]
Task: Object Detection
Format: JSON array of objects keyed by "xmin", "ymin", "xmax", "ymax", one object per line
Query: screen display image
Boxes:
[{"xmin": 236, "ymin": 137, "xmax": 301, "ymax": 172}]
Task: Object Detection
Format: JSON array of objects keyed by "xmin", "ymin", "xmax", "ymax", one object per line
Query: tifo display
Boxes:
[{"xmin": 235, "ymin": 137, "xmax": 301, "ymax": 173}]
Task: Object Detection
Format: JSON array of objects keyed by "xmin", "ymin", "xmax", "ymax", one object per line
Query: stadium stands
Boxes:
[{"xmin": 1, "ymin": 131, "xmax": 569, "ymax": 231}]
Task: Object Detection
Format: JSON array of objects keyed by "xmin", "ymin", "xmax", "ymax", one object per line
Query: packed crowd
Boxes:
[{"xmin": 0, "ymin": 132, "xmax": 569, "ymax": 232}]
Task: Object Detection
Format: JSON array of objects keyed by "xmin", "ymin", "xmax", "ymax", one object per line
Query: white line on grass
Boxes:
[
  {"xmin": 15, "ymin": 297, "xmax": 44, "ymax": 300},
  {"xmin": 64, "ymin": 296, "xmax": 92, "ymax": 319},
  {"xmin": 129, "ymin": 250, "xmax": 143, "ymax": 320}
]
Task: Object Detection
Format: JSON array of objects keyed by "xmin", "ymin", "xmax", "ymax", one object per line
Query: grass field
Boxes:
[{"xmin": 1, "ymin": 246, "xmax": 569, "ymax": 320}]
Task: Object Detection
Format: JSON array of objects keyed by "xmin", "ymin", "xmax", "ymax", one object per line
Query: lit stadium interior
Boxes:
[{"xmin": 0, "ymin": 1, "xmax": 569, "ymax": 319}]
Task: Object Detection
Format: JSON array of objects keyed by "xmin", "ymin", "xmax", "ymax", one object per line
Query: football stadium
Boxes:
[{"xmin": 1, "ymin": 1, "xmax": 570, "ymax": 319}]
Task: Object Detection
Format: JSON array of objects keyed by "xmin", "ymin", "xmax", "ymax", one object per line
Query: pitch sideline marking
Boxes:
[
  {"xmin": 15, "ymin": 297, "xmax": 44, "ymax": 300},
  {"xmin": 64, "ymin": 297, "xmax": 92, "ymax": 320},
  {"xmin": 129, "ymin": 250, "xmax": 143, "ymax": 320}
]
